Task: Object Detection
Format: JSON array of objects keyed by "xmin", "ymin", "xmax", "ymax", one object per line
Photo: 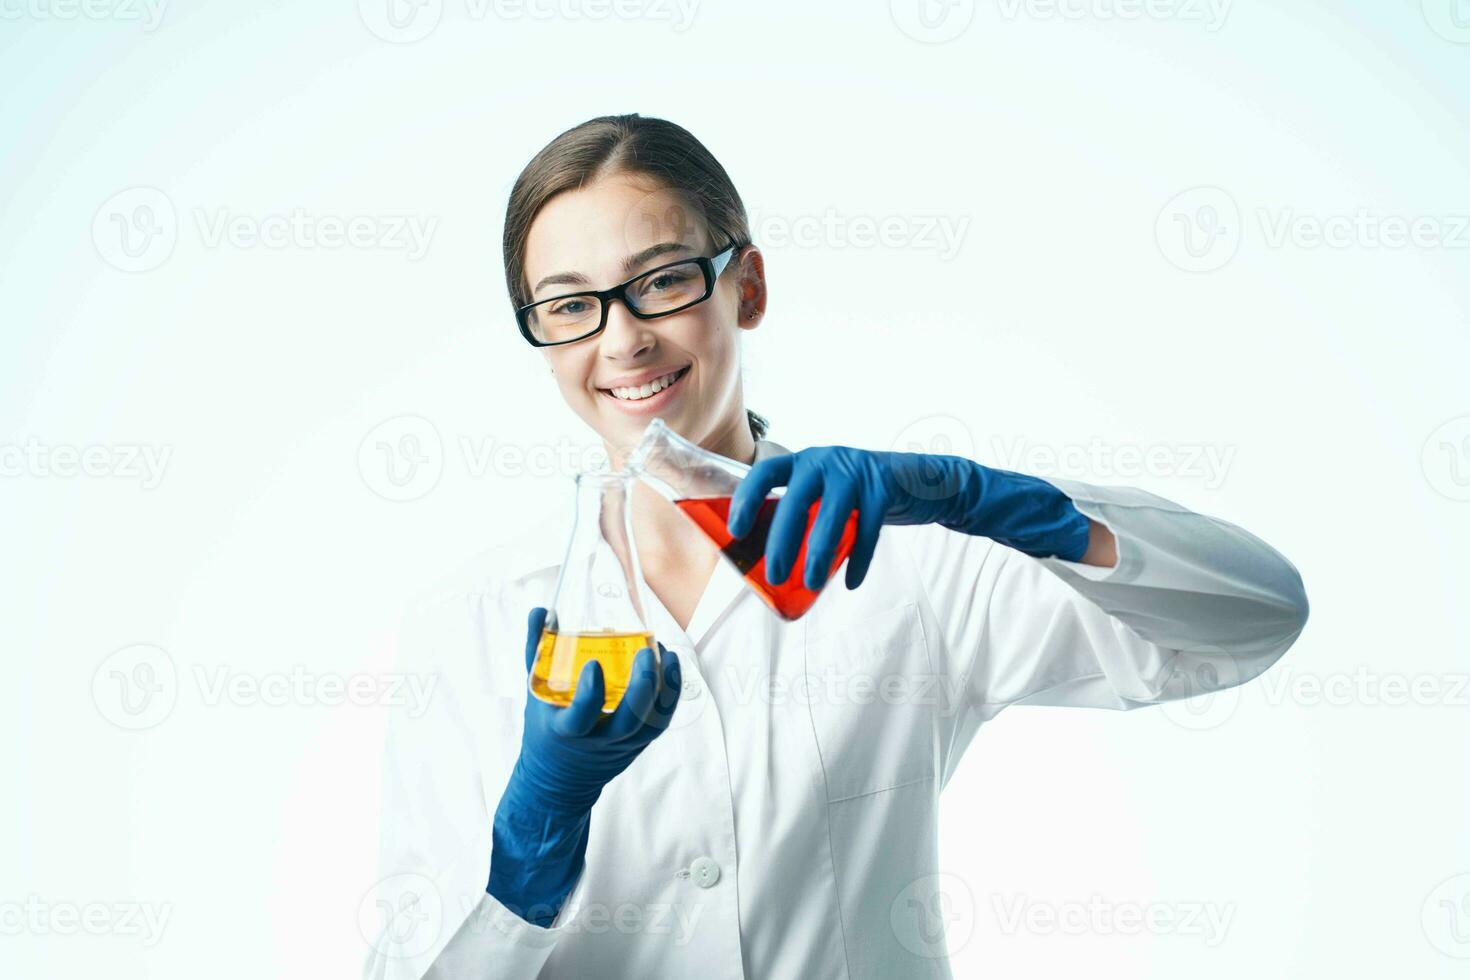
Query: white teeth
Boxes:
[{"xmin": 609, "ymin": 368, "xmax": 683, "ymax": 401}]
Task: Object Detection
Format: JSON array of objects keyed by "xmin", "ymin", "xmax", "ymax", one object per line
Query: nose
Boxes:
[{"xmin": 598, "ymin": 297, "xmax": 656, "ymax": 360}]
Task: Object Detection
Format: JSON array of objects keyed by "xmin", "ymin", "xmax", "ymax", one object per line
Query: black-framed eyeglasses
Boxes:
[{"xmin": 516, "ymin": 243, "xmax": 746, "ymax": 348}]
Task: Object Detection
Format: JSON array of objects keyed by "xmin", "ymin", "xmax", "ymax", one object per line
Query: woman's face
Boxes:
[{"xmin": 522, "ymin": 171, "xmax": 765, "ymax": 462}]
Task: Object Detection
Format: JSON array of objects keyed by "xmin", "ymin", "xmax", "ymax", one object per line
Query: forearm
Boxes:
[
  {"xmin": 1081, "ymin": 518, "xmax": 1118, "ymax": 568},
  {"xmin": 487, "ymin": 794, "xmax": 592, "ymax": 928},
  {"xmin": 920, "ymin": 456, "xmax": 1094, "ymax": 562}
]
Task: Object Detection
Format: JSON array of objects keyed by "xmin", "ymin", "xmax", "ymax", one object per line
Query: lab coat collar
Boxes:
[{"xmin": 495, "ymin": 436, "xmax": 792, "ymax": 586}]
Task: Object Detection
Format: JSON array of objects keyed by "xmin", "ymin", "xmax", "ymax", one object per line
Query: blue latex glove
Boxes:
[
  {"xmin": 487, "ymin": 606, "xmax": 681, "ymax": 927},
  {"xmin": 727, "ymin": 447, "xmax": 1092, "ymax": 592}
]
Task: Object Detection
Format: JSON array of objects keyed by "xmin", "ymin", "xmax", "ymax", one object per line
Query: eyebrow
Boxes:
[{"xmin": 531, "ymin": 241, "xmax": 696, "ymax": 297}]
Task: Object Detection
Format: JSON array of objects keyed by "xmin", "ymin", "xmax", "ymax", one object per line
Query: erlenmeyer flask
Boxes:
[
  {"xmin": 531, "ymin": 471, "xmax": 658, "ymax": 713},
  {"xmin": 624, "ymin": 418, "xmax": 858, "ymax": 621}
]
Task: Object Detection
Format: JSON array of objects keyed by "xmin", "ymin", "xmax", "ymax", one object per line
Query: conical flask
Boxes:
[
  {"xmin": 532, "ymin": 471, "xmax": 658, "ymax": 713},
  {"xmin": 624, "ymin": 417, "xmax": 858, "ymax": 621}
]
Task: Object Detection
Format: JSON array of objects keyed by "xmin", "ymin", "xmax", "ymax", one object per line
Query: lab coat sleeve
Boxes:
[
  {"xmin": 900, "ymin": 475, "xmax": 1310, "ymax": 722},
  {"xmin": 362, "ymin": 590, "xmax": 584, "ymax": 980}
]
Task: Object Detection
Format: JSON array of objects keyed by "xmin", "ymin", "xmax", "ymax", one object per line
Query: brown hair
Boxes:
[{"xmin": 502, "ymin": 113, "xmax": 769, "ymax": 442}]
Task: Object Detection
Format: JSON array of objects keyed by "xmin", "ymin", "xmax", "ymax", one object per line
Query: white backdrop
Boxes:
[{"xmin": 3, "ymin": 1, "xmax": 1468, "ymax": 977}]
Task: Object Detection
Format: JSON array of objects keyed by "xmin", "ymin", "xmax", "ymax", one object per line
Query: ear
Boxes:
[{"xmin": 734, "ymin": 244, "xmax": 767, "ymax": 330}]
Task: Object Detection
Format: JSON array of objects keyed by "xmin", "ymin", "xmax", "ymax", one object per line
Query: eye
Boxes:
[{"xmin": 645, "ymin": 267, "xmax": 695, "ymax": 293}]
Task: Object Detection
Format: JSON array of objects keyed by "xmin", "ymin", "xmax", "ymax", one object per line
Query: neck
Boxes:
[{"xmin": 700, "ymin": 411, "xmax": 758, "ymax": 467}]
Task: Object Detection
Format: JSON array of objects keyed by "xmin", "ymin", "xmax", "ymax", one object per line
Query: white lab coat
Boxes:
[{"xmin": 362, "ymin": 439, "xmax": 1309, "ymax": 980}]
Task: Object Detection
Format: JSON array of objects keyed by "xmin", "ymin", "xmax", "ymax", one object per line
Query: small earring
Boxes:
[{"xmin": 747, "ymin": 312, "xmax": 757, "ymax": 320}]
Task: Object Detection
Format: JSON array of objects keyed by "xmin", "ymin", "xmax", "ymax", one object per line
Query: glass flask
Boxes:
[
  {"xmin": 531, "ymin": 471, "xmax": 658, "ymax": 713},
  {"xmin": 624, "ymin": 418, "xmax": 858, "ymax": 621}
]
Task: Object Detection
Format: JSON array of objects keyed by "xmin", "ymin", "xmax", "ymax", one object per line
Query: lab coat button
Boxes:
[
  {"xmin": 682, "ymin": 677, "xmax": 703, "ymax": 699},
  {"xmin": 688, "ymin": 856, "xmax": 721, "ymax": 888}
]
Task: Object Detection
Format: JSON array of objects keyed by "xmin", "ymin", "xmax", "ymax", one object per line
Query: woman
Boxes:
[{"xmin": 364, "ymin": 114, "xmax": 1309, "ymax": 980}]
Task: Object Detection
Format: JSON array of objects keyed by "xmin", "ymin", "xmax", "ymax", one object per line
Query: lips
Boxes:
[
  {"xmin": 597, "ymin": 365, "xmax": 691, "ymax": 412},
  {"xmin": 599, "ymin": 365, "xmax": 691, "ymax": 401}
]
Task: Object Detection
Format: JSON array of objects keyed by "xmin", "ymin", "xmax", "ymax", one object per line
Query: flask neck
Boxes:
[{"xmin": 624, "ymin": 417, "xmax": 752, "ymax": 503}]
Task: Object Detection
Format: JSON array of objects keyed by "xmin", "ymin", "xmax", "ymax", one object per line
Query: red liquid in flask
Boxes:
[{"xmin": 674, "ymin": 495, "xmax": 858, "ymax": 621}]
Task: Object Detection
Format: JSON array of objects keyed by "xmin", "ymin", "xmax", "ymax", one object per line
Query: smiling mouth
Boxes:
[{"xmin": 599, "ymin": 365, "xmax": 691, "ymax": 402}]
